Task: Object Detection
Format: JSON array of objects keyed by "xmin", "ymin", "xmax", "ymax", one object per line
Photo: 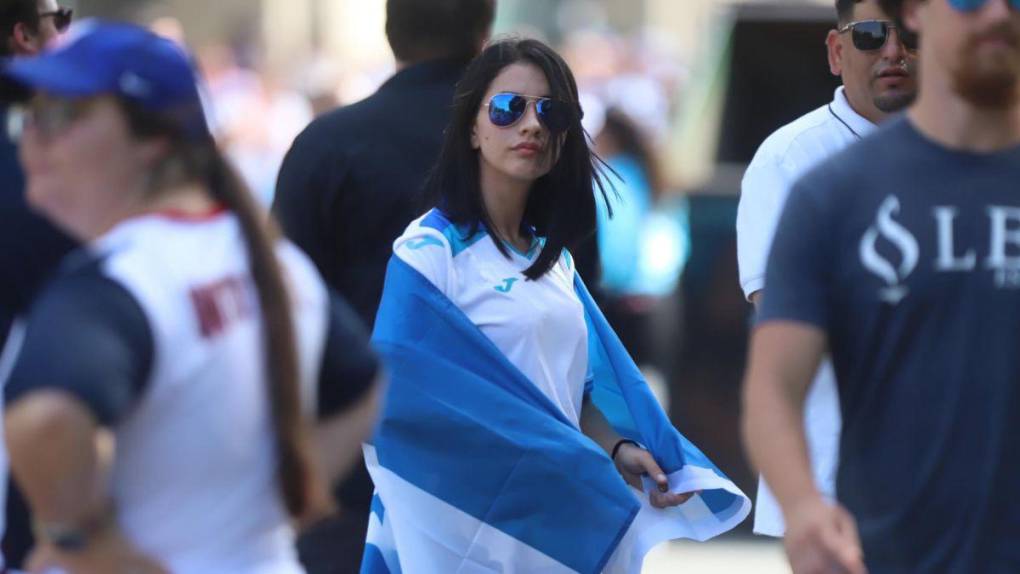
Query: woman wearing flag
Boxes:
[
  {"xmin": 0, "ymin": 21, "xmax": 380, "ymax": 573},
  {"xmin": 363, "ymin": 38, "xmax": 750, "ymax": 574}
]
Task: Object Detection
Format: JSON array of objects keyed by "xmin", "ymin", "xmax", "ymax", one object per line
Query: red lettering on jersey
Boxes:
[{"xmin": 189, "ymin": 275, "xmax": 255, "ymax": 338}]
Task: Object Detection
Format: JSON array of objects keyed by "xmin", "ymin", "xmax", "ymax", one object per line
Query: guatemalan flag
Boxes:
[{"xmin": 362, "ymin": 256, "xmax": 750, "ymax": 573}]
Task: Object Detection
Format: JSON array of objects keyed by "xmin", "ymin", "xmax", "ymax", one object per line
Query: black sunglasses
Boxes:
[
  {"xmin": 485, "ymin": 92, "xmax": 573, "ymax": 134},
  {"xmin": 38, "ymin": 7, "xmax": 73, "ymax": 33},
  {"xmin": 839, "ymin": 19, "xmax": 918, "ymax": 52}
]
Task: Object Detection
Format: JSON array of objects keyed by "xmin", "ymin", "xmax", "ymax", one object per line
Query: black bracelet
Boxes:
[{"xmin": 611, "ymin": 438, "xmax": 640, "ymax": 461}]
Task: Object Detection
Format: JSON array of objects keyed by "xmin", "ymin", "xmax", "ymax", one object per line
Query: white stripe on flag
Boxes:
[
  {"xmin": 364, "ymin": 445, "xmax": 574, "ymax": 573},
  {"xmin": 605, "ymin": 465, "xmax": 753, "ymax": 573}
]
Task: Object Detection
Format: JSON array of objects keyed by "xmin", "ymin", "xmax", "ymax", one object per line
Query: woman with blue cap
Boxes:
[{"xmin": 0, "ymin": 20, "xmax": 380, "ymax": 573}]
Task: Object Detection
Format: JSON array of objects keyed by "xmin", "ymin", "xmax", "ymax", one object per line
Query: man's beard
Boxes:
[
  {"xmin": 873, "ymin": 59, "xmax": 918, "ymax": 114},
  {"xmin": 875, "ymin": 90, "xmax": 917, "ymax": 113},
  {"xmin": 952, "ymin": 24, "xmax": 1020, "ymax": 110}
]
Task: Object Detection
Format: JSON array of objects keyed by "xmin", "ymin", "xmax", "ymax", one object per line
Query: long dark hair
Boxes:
[
  {"xmin": 423, "ymin": 37, "xmax": 611, "ymax": 280},
  {"xmin": 121, "ymin": 101, "xmax": 321, "ymax": 519}
]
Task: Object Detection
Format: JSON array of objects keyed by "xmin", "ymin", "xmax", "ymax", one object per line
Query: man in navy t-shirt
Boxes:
[{"xmin": 742, "ymin": 0, "xmax": 1020, "ymax": 572}]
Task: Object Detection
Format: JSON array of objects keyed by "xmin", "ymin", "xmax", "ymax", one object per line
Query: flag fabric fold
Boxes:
[{"xmin": 362, "ymin": 256, "xmax": 749, "ymax": 574}]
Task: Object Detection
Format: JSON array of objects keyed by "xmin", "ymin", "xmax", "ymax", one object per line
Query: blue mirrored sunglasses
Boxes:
[
  {"xmin": 485, "ymin": 92, "xmax": 573, "ymax": 134},
  {"xmin": 948, "ymin": 0, "xmax": 1020, "ymax": 11}
]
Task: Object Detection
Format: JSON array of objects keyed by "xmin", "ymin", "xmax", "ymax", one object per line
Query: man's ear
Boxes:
[
  {"xmin": 11, "ymin": 22, "xmax": 40, "ymax": 56},
  {"xmin": 826, "ymin": 29, "xmax": 844, "ymax": 77}
]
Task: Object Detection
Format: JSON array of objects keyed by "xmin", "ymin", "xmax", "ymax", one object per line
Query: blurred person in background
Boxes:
[
  {"xmin": 594, "ymin": 108, "xmax": 665, "ymax": 367},
  {"xmin": 744, "ymin": 0, "xmax": 1020, "ymax": 571},
  {"xmin": 0, "ymin": 0, "xmax": 75, "ymax": 393},
  {"xmin": 366, "ymin": 37, "xmax": 749, "ymax": 573},
  {"xmin": 0, "ymin": 21, "xmax": 379, "ymax": 573},
  {"xmin": 272, "ymin": 1, "xmax": 495, "ymax": 571},
  {"xmin": 736, "ymin": 0, "xmax": 918, "ymax": 539},
  {"xmin": 199, "ymin": 44, "xmax": 314, "ymax": 207},
  {"xmin": 0, "ymin": 1, "xmax": 75, "ymax": 568}
]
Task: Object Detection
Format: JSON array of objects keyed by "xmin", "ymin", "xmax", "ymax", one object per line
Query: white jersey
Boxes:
[
  {"xmin": 91, "ymin": 211, "xmax": 327, "ymax": 573},
  {"xmin": 737, "ymin": 87, "xmax": 876, "ymax": 536},
  {"xmin": 394, "ymin": 210, "xmax": 590, "ymax": 427}
]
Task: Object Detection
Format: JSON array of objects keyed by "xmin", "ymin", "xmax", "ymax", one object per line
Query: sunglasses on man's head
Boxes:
[
  {"xmin": 948, "ymin": 0, "xmax": 1020, "ymax": 11},
  {"xmin": 485, "ymin": 92, "xmax": 572, "ymax": 134},
  {"xmin": 839, "ymin": 20, "xmax": 919, "ymax": 52},
  {"xmin": 38, "ymin": 7, "xmax": 73, "ymax": 33}
]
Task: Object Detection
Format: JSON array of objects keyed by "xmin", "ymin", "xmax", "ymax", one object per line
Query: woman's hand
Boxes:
[
  {"xmin": 27, "ymin": 527, "xmax": 168, "ymax": 574},
  {"xmin": 613, "ymin": 442, "xmax": 697, "ymax": 509}
]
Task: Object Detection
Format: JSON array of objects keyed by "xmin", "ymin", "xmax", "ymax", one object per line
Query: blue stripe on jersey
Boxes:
[{"xmin": 420, "ymin": 209, "xmax": 486, "ymax": 257}]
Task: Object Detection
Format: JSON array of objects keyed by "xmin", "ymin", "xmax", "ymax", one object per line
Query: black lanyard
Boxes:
[{"xmin": 828, "ymin": 104, "xmax": 863, "ymax": 140}]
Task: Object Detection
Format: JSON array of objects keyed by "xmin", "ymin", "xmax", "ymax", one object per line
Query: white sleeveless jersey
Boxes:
[{"xmin": 90, "ymin": 211, "xmax": 328, "ymax": 573}]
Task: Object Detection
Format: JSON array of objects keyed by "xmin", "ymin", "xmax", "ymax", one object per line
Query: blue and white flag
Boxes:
[{"xmin": 362, "ymin": 256, "xmax": 750, "ymax": 574}]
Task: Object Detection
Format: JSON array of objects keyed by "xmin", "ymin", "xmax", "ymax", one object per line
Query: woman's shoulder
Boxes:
[
  {"xmin": 394, "ymin": 209, "xmax": 486, "ymax": 293},
  {"xmin": 393, "ymin": 209, "xmax": 488, "ymax": 260},
  {"xmin": 553, "ymin": 247, "xmax": 579, "ymax": 282}
]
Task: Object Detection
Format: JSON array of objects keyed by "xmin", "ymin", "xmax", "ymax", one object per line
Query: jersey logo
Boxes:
[
  {"xmin": 494, "ymin": 278, "xmax": 518, "ymax": 293},
  {"xmin": 406, "ymin": 236, "xmax": 444, "ymax": 250},
  {"xmin": 859, "ymin": 195, "xmax": 919, "ymax": 304},
  {"xmin": 190, "ymin": 275, "xmax": 254, "ymax": 338}
]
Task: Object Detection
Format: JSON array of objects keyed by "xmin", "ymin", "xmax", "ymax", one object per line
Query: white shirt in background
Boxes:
[{"xmin": 737, "ymin": 87, "xmax": 876, "ymax": 536}]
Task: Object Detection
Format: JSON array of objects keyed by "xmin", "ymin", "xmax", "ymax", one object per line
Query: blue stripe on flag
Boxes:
[
  {"xmin": 360, "ymin": 543, "xmax": 393, "ymax": 574},
  {"xmin": 370, "ymin": 493, "xmax": 385, "ymax": 523},
  {"xmin": 369, "ymin": 255, "xmax": 750, "ymax": 572},
  {"xmin": 373, "ymin": 257, "xmax": 640, "ymax": 572}
]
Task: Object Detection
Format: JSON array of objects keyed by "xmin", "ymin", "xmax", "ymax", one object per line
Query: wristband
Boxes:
[
  {"xmin": 611, "ymin": 438, "xmax": 640, "ymax": 461},
  {"xmin": 34, "ymin": 503, "xmax": 115, "ymax": 553}
]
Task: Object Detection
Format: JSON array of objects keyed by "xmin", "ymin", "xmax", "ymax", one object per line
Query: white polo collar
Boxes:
[{"xmin": 828, "ymin": 86, "xmax": 878, "ymax": 140}]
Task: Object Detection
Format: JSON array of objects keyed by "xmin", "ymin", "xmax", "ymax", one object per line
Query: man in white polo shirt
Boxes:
[{"xmin": 735, "ymin": 0, "xmax": 918, "ymax": 537}]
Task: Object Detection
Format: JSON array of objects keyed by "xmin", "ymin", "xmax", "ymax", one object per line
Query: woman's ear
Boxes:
[{"xmin": 470, "ymin": 122, "xmax": 480, "ymax": 149}]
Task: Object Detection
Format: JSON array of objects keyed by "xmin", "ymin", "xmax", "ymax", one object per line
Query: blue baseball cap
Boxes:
[{"xmin": 1, "ymin": 19, "xmax": 210, "ymax": 138}]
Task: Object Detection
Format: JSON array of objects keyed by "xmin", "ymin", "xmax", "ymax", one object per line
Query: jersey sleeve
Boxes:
[
  {"xmin": 4, "ymin": 267, "xmax": 154, "ymax": 426},
  {"xmin": 393, "ymin": 226, "xmax": 455, "ymax": 296},
  {"xmin": 756, "ymin": 173, "xmax": 836, "ymax": 330},
  {"xmin": 316, "ymin": 291, "xmax": 380, "ymax": 418},
  {"xmin": 736, "ymin": 145, "xmax": 794, "ymax": 300}
]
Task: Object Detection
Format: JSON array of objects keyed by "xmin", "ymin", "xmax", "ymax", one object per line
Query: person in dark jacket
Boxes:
[
  {"xmin": 0, "ymin": 1, "xmax": 75, "ymax": 568},
  {"xmin": 272, "ymin": 2, "xmax": 495, "ymax": 572}
]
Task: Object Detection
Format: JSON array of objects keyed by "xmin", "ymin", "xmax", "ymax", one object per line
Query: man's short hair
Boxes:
[
  {"xmin": 386, "ymin": 0, "xmax": 495, "ymax": 63},
  {"xmin": 0, "ymin": 0, "xmax": 38, "ymax": 57},
  {"xmin": 878, "ymin": 0, "xmax": 907, "ymax": 26},
  {"xmin": 836, "ymin": 0, "xmax": 865, "ymax": 24}
]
